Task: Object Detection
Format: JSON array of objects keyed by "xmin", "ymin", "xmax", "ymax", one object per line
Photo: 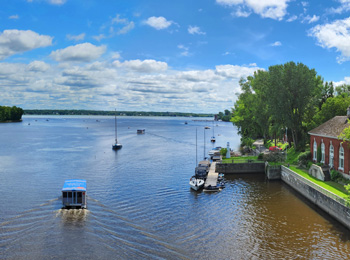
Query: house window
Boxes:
[
  {"xmin": 321, "ymin": 142, "xmax": 325, "ymax": 163},
  {"xmin": 339, "ymin": 145, "xmax": 344, "ymax": 171},
  {"xmin": 329, "ymin": 143, "xmax": 334, "ymax": 168},
  {"xmin": 313, "ymin": 139, "xmax": 317, "ymax": 161}
]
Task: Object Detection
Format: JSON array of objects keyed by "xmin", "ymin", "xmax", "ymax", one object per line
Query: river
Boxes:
[{"xmin": 1, "ymin": 116, "xmax": 350, "ymax": 259}]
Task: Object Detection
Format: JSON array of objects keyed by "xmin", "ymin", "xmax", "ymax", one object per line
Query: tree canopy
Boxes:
[
  {"xmin": 0, "ymin": 106, "xmax": 23, "ymax": 122},
  {"xmin": 231, "ymin": 61, "xmax": 330, "ymax": 150}
]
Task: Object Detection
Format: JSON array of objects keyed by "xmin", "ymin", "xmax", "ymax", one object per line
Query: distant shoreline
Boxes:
[
  {"xmin": 24, "ymin": 109, "xmax": 215, "ymax": 118},
  {"xmin": 0, "ymin": 120, "xmax": 22, "ymax": 123}
]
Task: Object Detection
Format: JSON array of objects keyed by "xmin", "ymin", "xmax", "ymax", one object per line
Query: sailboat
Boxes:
[
  {"xmin": 190, "ymin": 128, "xmax": 205, "ymax": 191},
  {"xmin": 211, "ymin": 121, "xmax": 216, "ymax": 142},
  {"xmin": 112, "ymin": 110, "xmax": 122, "ymax": 150}
]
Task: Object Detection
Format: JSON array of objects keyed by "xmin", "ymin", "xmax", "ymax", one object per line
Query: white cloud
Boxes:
[
  {"xmin": 0, "ymin": 29, "xmax": 53, "ymax": 60},
  {"xmin": 27, "ymin": 0, "xmax": 67, "ymax": 4},
  {"xmin": 286, "ymin": 15, "xmax": 297, "ymax": 22},
  {"xmin": 302, "ymin": 14, "xmax": 320, "ymax": 24},
  {"xmin": 114, "ymin": 59, "xmax": 168, "ymax": 73},
  {"xmin": 233, "ymin": 6, "xmax": 251, "ymax": 17},
  {"xmin": 215, "ymin": 64, "xmax": 262, "ymax": 78},
  {"xmin": 144, "ymin": 16, "xmax": 173, "ymax": 30},
  {"xmin": 9, "ymin": 15, "xmax": 19, "ymax": 19},
  {"xmin": 309, "ymin": 17, "xmax": 350, "ymax": 63},
  {"xmin": 0, "ymin": 58, "xmax": 262, "ymax": 113},
  {"xmin": 271, "ymin": 41, "xmax": 282, "ymax": 46},
  {"xmin": 188, "ymin": 26, "xmax": 206, "ymax": 35},
  {"xmin": 328, "ymin": 0, "xmax": 350, "ymax": 14},
  {"xmin": 111, "ymin": 14, "xmax": 135, "ymax": 35},
  {"xmin": 66, "ymin": 33, "xmax": 85, "ymax": 41},
  {"xmin": 50, "ymin": 43, "xmax": 106, "ymax": 63},
  {"xmin": 217, "ymin": 0, "xmax": 290, "ymax": 20},
  {"xmin": 27, "ymin": 61, "xmax": 50, "ymax": 72},
  {"xmin": 93, "ymin": 34, "xmax": 106, "ymax": 41},
  {"xmin": 178, "ymin": 44, "xmax": 191, "ymax": 56}
]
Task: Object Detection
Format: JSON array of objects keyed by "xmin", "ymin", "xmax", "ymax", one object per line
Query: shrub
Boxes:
[
  {"xmin": 306, "ymin": 161, "xmax": 313, "ymax": 169},
  {"xmin": 317, "ymin": 146, "xmax": 321, "ymax": 163},
  {"xmin": 258, "ymin": 153, "xmax": 264, "ymax": 160},
  {"xmin": 263, "ymin": 152, "xmax": 285, "ymax": 163},
  {"xmin": 220, "ymin": 148, "xmax": 227, "ymax": 157},
  {"xmin": 298, "ymin": 151, "xmax": 311, "ymax": 167}
]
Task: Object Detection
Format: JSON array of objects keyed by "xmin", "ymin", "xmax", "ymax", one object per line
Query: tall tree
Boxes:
[{"xmin": 267, "ymin": 62, "xmax": 322, "ymax": 150}]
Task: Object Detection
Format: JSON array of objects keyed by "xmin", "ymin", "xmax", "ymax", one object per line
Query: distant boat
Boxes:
[
  {"xmin": 204, "ymin": 126, "xmax": 210, "ymax": 129},
  {"xmin": 112, "ymin": 110, "xmax": 122, "ymax": 150},
  {"xmin": 190, "ymin": 128, "xmax": 207, "ymax": 191},
  {"xmin": 137, "ymin": 129, "xmax": 145, "ymax": 134},
  {"xmin": 185, "ymin": 121, "xmax": 188, "ymax": 125},
  {"xmin": 210, "ymin": 122, "xmax": 216, "ymax": 142}
]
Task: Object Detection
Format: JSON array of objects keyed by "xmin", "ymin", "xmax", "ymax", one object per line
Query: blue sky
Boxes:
[{"xmin": 2, "ymin": 0, "xmax": 350, "ymax": 113}]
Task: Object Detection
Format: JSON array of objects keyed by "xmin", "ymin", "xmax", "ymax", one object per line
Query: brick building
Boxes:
[{"xmin": 308, "ymin": 109, "xmax": 350, "ymax": 175}]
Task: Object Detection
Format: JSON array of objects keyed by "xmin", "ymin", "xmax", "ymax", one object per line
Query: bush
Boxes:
[
  {"xmin": 258, "ymin": 153, "xmax": 264, "ymax": 160},
  {"xmin": 220, "ymin": 148, "xmax": 227, "ymax": 157},
  {"xmin": 297, "ymin": 151, "xmax": 311, "ymax": 167},
  {"xmin": 307, "ymin": 161, "xmax": 313, "ymax": 169},
  {"xmin": 263, "ymin": 152, "xmax": 285, "ymax": 163},
  {"xmin": 331, "ymin": 169, "xmax": 342, "ymax": 182}
]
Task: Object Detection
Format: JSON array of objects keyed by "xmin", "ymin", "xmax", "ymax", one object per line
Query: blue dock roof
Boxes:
[{"xmin": 62, "ymin": 179, "xmax": 86, "ymax": 191}]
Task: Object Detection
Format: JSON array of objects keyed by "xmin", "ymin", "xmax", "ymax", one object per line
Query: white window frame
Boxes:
[
  {"xmin": 339, "ymin": 144, "xmax": 344, "ymax": 171},
  {"xmin": 313, "ymin": 139, "xmax": 317, "ymax": 161},
  {"xmin": 329, "ymin": 142, "xmax": 334, "ymax": 168},
  {"xmin": 321, "ymin": 141, "xmax": 325, "ymax": 163}
]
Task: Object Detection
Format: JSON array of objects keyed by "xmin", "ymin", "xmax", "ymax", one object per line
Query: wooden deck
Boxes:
[{"xmin": 204, "ymin": 162, "xmax": 218, "ymax": 188}]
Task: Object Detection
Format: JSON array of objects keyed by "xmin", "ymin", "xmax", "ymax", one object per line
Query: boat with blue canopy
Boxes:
[{"xmin": 62, "ymin": 179, "xmax": 87, "ymax": 209}]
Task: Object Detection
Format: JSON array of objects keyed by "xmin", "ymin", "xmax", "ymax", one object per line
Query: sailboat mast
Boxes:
[
  {"xmin": 114, "ymin": 109, "xmax": 117, "ymax": 143},
  {"xmin": 196, "ymin": 127, "xmax": 198, "ymax": 166}
]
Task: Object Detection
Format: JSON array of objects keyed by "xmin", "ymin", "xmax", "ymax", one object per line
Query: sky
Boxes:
[{"xmin": 2, "ymin": 0, "xmax": 350, "ymax": 113}]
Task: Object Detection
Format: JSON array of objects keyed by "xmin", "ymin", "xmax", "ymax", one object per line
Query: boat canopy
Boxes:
[{"xmin": 62, "ymin": 179, "xmax": 86, "ymax": 192}]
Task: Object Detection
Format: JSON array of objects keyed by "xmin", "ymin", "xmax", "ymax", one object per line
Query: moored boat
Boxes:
[{"xmin": 189, "ymin": 176, "xmax": 205, "ymax": 191}]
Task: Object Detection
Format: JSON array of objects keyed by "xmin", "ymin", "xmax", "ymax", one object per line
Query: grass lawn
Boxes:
[
  {"xmin": 221, "ymin": 156, "xmax": 260, "ymax": 164},
  {"xmin": 289, "ymin": 166, "xmax": 348, "ymax": 199}
]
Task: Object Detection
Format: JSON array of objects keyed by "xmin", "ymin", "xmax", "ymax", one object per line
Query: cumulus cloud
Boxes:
[
  {"xmin": 217, "ymin": 0, "xmax": 290, "ymax": 20},
  {"xmin": 309, "ymin": 17, "xmax": 350, "ymax": 63},
  {"xmin": 178, "ymin": 44, "xmax": 190, "ymax": 57},
  {"xmin": 0, "ymin": 59, "xmax": 261, "ymax": 112},
  {"xmin": 50, "ymin": 43, "xmax": 106, "ymax": 63},
  {"xmin": 66, "ymin": 33, "xmax": 85, "ymax": 41},
  {"xmin": 188, "ymin": 26, "xmax": 206, "ymax": 35},
  {"xmin": 215, "ymin": 64, "xmax": 262, "ymax": 78},
  {"xmin": 114, "ymin": 59, "xmax": 168, "ymax": 73},
  {"xmin": 144, "ymin": 16, "xmax": 173, "ymax": 30},
  {"xmin": 27, "ymin": 61, "xmax": 50, "ymax": 72},
  {"xmin": 0, "ymin": 29, "xmax": 53, "ymax": 60}
]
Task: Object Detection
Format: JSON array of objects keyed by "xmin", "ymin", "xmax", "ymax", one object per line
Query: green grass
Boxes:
[
  {"xmin": 221, "ymin": 156, "xmax": 261, "ymax": 164},
  {"xmin": 289, "ymin": 166, "xmax": 348, "ymax": 199}
]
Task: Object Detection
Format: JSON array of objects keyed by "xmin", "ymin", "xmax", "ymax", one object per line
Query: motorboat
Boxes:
[
  {"xmin": 62, "ymin": 179, "xmax": 87, "ymax": 209},
  {"xmin": 189, "ymin": 176, "xmax": 205, "ymax": 191}
]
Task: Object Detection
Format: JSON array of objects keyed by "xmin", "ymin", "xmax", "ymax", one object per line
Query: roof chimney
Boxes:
[{"xmin": 348, "ymin": 106, "xmax": 350, "ymax": 119}]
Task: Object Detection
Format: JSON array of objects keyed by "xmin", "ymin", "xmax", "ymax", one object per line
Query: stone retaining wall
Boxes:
[
  {"xmin": 216, "ymin": 163, "xmax": 265, "ymax": 174},
  {"xmin": 281, "ymin": 165, "xmax": 350, "ymax": 229}
]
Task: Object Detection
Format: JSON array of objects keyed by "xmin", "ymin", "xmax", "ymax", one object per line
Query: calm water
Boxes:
[{"xmin": 1, "ymin": 116, "xmax": 350, "ymax": 259}]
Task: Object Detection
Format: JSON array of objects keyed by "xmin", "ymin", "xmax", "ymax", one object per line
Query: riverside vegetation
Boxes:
[{"xmin": 0, "ymin": 106, "xmax": 23, "ymax": 122}]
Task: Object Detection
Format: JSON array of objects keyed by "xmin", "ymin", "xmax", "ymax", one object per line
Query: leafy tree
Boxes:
[{"xmin": 267, "ymin": 62, "xmax": 322, "ymax": 150}]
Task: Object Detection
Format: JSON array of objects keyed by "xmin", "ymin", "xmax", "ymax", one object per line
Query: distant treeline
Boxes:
[
  {"xmin": 24, "ymin": 109, "xmax": 214, "ymax": 118},
  {"xmin": 0, "ymin": 106, "xmax": 24, "ymax": 122}
]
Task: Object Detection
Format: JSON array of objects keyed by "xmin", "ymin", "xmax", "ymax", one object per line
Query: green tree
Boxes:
[{"xmin": 267, "ymin": 62, "xmax": 322, "ymax": 150}]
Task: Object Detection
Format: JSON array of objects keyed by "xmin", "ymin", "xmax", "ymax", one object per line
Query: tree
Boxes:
[{"xmin": 267, "ymin": 62, "xmax": 322, "ymax": 150}]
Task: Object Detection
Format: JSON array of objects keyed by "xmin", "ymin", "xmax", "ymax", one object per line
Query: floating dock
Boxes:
[{"xmin": 204, "ymin": 162, "xmax": 218, "ymax": 190}]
